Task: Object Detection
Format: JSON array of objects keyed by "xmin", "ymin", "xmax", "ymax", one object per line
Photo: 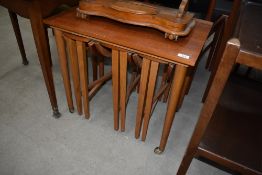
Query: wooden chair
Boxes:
[
  {"xmin": 177, "ymin": 3, "xmax": 262, "ymax": 170},
  {"xmin": 0, "ymin": 0, "xmax": 78, "ymax": 117},
  {"xmin": 177, "ymin": 36, "xmax": 262, "ymax": 174}
]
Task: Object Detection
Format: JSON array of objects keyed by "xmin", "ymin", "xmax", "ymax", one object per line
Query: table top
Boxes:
[{"xmin": 44, "ymin": 8, "xmax": 212, "ymax": 66}]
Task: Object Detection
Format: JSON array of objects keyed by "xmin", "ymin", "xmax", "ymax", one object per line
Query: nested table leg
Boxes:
[
  {"xmin": 112, "ymin": 49, "xmax": 128, "ymax": 131},
  {"xmin": 54, "ymin": 29, "xmax": 74, "ymax": 113},
  {"xmin": 28, "ymin": 3, "xmax": 60, "ymax": 117},
  {"xmin": 112, "ymin": 49, "xmax": 120, "ymax": 131},
  {"xmin": 119, "ymin": 51, "xmax": 128, "ymax": 132},
  {"xmin": 135, "ymin": 58, "xmax": 151, "ymax": 138},
  {"xmin": 141, "ymin": 60, "xmax": 159, "ymax": 141},
  {"xmin": 8, "ymin": 10, "xmax": 28, "ymax": 65},
  {"xmin": 66, "ymin": 38, "xmax": 82, "ymax": 115},
  {"xmin": 76, "ymin": 41, "xmax": 90, "ymax": 119},
  {"xmin": 154, "ymin": 65, "xmax": 188, "ymax": 154}
]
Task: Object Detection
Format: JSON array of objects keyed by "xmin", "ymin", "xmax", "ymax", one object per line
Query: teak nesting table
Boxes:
[{"xmin": 44, "ymin": 8, "xmax": 212, "ymax": 153}]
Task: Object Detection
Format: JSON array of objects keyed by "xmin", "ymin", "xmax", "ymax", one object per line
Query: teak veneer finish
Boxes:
[
  {"xmin": 44, "ymin": 8, "xmax": 211, "ymax": 153},
  {"xmin": 77, "ymin": 0, "xmax": 195, "ymax": 40},
  {"xmin": 44, "ymin": 9, "xmax": 212, "ymax": 67}
]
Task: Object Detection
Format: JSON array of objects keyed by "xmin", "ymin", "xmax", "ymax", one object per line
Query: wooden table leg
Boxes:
[
  {"xmin": 8, "ymin": 10, "xmax": 28, "ymax": 65},
  {"xmin": 76, "ymin": 40, "xmax": 90, "ymax": 119},
  {"xmin": 66, "ymin": 38, "xmax": 82, "ymax": 115},
  {"xmin": 112, "ymin": 49, "xmax": 120, "ymax": 131},
  {"xmin": 141, "ymin": 60, "xmax": 159, "ymax": 141},
  {"xmin": 28, "ymin": 3, "xmax": 60, "ymax": 117},
  {"xmin": 54, "ymin": 29, "xmax": 74, "ymax": 113},
  {"xmin": 135, "ymin": 58, "xmax": 151, "ymax": 139},
  {"xmin": 154, "ymin": 65, "xmax": 188, "ymax": 154},
  {"xmin": 120, "ymin": 51, "xmax": 128, "ymax": 132}
]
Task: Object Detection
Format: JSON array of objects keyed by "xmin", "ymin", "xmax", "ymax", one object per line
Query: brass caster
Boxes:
[
  {"xmin": 168, "ymin": 34, "xmax": 175, "ymax": 40},
  {"xmin": 53, "ymin": 107, "xmax": 61, "ymax": 119},
  {"xmin": 69, "ymin": 108, "xmax": 74, "ymax": 113},
  {"xmin": 164, "ymin": 33, "xmax": 179, "ymax": 41},
  {"xmin": 154, "ymin": 147, "xmax": 163, "ymax": 155}
]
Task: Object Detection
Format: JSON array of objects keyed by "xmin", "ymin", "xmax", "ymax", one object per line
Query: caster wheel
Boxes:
[
  {"xmin": 154, "ymin": 147, "xmax": 163, "ymax": 154},
  {"xmin": 53, "ymin": 108, "xmax": 61, "ymax": 119}
]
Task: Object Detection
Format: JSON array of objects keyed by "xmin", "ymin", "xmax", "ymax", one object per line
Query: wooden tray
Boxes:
[{"xmin": 77, "ymin": 0, "xmax": 195, "ymax": 40}]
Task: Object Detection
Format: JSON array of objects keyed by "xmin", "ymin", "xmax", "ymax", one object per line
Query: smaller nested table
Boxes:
[{"xmin": 44, "ymin": 8, "xmax": 212, "ymax": 153}]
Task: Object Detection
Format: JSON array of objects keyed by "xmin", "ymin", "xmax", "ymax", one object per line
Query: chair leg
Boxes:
[{"xmin": 8, "ymin": 10, "xmax": 29, "ymax": 65}]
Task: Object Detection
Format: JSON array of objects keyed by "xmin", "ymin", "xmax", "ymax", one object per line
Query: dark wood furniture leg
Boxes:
[
  {"xmin": 154, "ymin": 64, "xmax": 188, "ymax": 154},
  {"xmin": 8, "ymin": 10, "xmax": 29, "ymax": 65},
  {"xmin": 28, "ymin": 3, "xmax": 60, "ymax": 117},
  {"xmin": 177, "ymin": 39, "xmax": 240, "ymax": 175}
]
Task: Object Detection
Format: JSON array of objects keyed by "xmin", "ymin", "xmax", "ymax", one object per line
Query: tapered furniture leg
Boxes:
[
  {"xmin": 76, "ymin": 41, "xmax": 90, "ymax": 119},
  {"xmin": 66, "ymin": 38, "xmax": 82, "ymax": 115},
  {"xmin": 155, "ymin": 65, "xmax": 188, "ymax": 154},
  {"xmin": 135, "ymin": 58, "xmax": 151, "ymax": 138},
  {"xmin": 8, "ymin": 10, "xmax": 29, "ymax": 65},
  {"xmin": 177, "ymin": 69, "xmax": 191, "ymax": 110},
  {"xmin": 54, "ymin": 29, "xmax": 74, "ymax": 113},
  {"xmin": 28, "ymin": 2, "xmax": 60, "ymax": 117},
  {"xmin": 119, "ymin": 51, "xmax": 128, "ymax": 132},
  {"xmin": 112, "ymin": 49, "xmax": 120, "ymax": 131},
  {"xmin": 141, "ymin": 60, "xmax": 159, "ymax": 141}
]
